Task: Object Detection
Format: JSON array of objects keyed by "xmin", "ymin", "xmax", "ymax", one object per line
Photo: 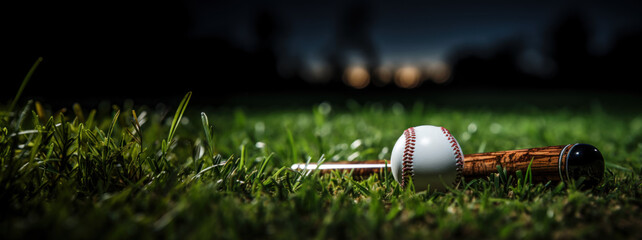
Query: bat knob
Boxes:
[{"xmin": 564, "ymin": 144, "xmax": 605, "ymax": 188}]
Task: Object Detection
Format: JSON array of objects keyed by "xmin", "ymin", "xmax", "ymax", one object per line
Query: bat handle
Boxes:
[
  {"xmin": 290, "ymin": 160, "xmax": 389, "ymax": 178},
  {"xmin": 463, "ymin": 143, "xmax": 604, "ymax": 187}
]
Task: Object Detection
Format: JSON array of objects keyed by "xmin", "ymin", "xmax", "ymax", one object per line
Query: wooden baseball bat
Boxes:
[{"xmin": 291, "ymin": 143, "xmax": 604, "ymax": 187}]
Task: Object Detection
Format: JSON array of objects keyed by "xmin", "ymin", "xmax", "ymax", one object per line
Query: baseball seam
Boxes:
[
  {"xmin": 401, "ymin": 127, "xmax": 416, "ymax": 188},
  {"xmin": 441, "ymin": 127, "xmax": 464, "ymax": 186}
]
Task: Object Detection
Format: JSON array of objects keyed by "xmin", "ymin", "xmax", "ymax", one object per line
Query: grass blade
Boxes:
[
  {"xmin": 525, "ymin": 157, "xmax": 534, "ymax": 185},
  {"xmin": 252, "ymin": 153, "xmax": 274, "ymax": 192},
  {"xmin": 239, "ymin": 144, "xmax": 246, "ymax": 170},
  {"xmin": 9, "ymin": 57, "xmax": 42, "ymax": 113},
  {"xmin": 106, "ymin": 110, "xmax": 120, "ymax": 146},
  {"xmin": 286, "ymin": 128, "xmax": 297, "ymax": 162},
  {"xmin": 200, "ymin": 112, "xmax": 215, "ymax": 157},
  {"xmin": 167, "ymin": 92, "xmax": 192, "ymax": 145}
]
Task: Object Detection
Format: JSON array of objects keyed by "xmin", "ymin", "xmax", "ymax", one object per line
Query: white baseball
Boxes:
[{"xmin": 390, "ymin": 125, "xmax": 464, "ymax": 191}]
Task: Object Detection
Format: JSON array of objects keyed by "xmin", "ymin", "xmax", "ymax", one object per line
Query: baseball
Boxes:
[{"xmin": 390, "ymin": 125, "xmax": 464, "ymax": 191}]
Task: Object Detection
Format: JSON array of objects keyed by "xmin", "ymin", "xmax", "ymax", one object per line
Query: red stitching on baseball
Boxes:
[
  {"xmin": 442, "ymin": 127, "xmax": 464, "ymax": 186},
  {"xmin": 401, "ymin": 127, "xmax": 416, "ymax": 188}
]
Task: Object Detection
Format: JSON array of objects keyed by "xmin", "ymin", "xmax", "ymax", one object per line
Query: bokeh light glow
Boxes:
[
  {"xmin": 343, "ymin": 66, "xmax": 370, "ymax": 89},
  {"xmin": 394, "ymin": 66, "xmax": 421, "ymax": 89}
]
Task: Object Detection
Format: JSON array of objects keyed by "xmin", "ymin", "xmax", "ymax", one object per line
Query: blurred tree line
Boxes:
[{"xmin": 2, "ymin": 1, "xmax": 641, "ymax": 106}]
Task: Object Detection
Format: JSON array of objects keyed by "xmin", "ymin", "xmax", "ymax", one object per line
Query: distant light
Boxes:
[
  {"xmin": 425, "ymin": 61, "xmax": 452, "ymax": 84},
  {"xmin": 343, "ymin": 66, "xmax": 370, "ymax": 89},
  {"xmin": 394, "ymin": 66, "xmax": 421, "ymax": 89}
]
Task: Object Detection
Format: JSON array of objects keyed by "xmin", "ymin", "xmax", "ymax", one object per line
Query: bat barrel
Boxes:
[{"xmin": 463, "ymin": 143, "xmax": 604, "ymax": 187}]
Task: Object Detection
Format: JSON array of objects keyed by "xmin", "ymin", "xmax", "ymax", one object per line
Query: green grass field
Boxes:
[{"xmin": 2, "ymin": 90, "xmax": 642, "ymax": 239}]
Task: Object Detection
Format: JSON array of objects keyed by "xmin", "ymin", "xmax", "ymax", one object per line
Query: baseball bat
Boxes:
[{"xmin": 291, "ymin": 143, "xmax": 604, "ymax": 187}]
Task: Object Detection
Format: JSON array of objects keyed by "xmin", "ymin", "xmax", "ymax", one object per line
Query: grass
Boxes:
[{"xmin": 2, "ymin": 85, "xmax": 642, "ymax": 239}]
